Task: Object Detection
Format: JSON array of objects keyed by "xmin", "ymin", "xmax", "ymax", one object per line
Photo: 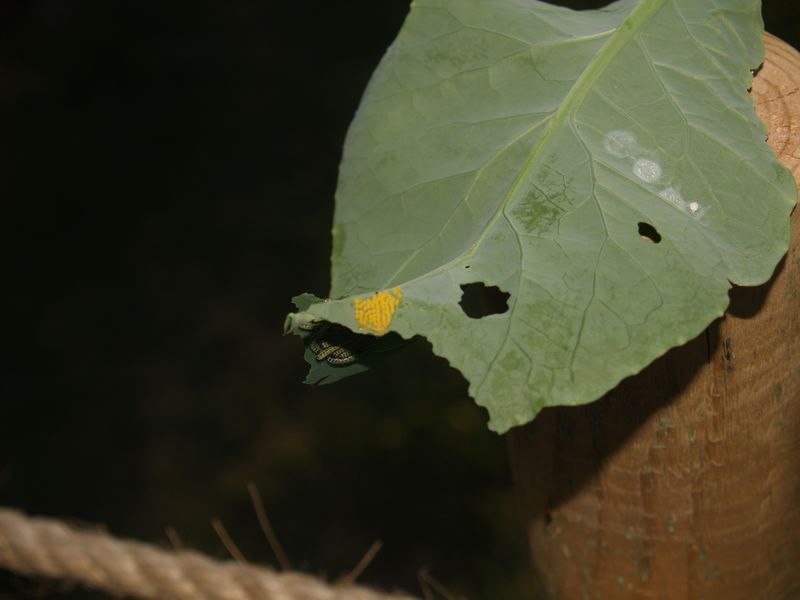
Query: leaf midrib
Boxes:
[{"xmin": 380, "ymin": 0, "xmax": 668, "ymax": 293}]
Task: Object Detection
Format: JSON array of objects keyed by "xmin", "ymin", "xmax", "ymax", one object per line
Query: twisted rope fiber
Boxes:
[{"xmin": 0, "ymin": 508, "xmax": 418, "ymax": 600}]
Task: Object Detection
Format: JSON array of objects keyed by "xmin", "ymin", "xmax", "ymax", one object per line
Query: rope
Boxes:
[{"xmin": 0, "ymin": 508, "xmax": 419, "ymax": 600}]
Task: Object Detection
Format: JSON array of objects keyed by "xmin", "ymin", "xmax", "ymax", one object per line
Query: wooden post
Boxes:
[{"xmin": 509, "ymin": 34, "xmax": 800, "ymax": 599}]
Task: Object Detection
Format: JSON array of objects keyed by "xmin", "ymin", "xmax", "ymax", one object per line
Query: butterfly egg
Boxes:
[{"xmin": 354, "ymin": 288, "xmax": 402, "ymax": 335}]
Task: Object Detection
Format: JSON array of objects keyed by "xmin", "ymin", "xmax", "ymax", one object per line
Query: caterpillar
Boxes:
[{"xmin": 309, "ymin": 339, "xmax": 357, "ymax": 366}]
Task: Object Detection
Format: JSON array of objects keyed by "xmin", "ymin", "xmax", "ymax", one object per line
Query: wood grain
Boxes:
[{"xmin": 509, "ymin": 34, "xmax": 800, "ymax": 600}]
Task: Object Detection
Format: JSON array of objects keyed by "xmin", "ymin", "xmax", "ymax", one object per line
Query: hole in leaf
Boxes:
[
  {"xmin": 541, "ymin": 0, "xmax": 615, "ymax": 9},
  {"xmin": 459, "ymin": 282, "xmax": 510, "ymax": 319},
  {"xmin": 638, "ymin": 222, "xmax": 661, "ymax": 244}
]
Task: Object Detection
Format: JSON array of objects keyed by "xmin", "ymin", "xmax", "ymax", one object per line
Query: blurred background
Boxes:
[{"xmin": 2, "ymin": 1, "xmax": 798, "ymax": 598}]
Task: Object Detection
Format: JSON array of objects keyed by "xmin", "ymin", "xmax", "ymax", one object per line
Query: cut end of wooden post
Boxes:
[{"xmin": 756, "ymin": 34, "xmax": 800, "ymax": 184}]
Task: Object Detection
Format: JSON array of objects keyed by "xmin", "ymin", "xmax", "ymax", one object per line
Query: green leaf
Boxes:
[
  {"xmin": 285, "ymin": 295, "xmax": 413, "ymax": 385},
  {"xmin": 287, "ymin": 0, "xmax": 797, "ymax": 433}
]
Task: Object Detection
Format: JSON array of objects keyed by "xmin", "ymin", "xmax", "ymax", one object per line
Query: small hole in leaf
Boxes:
[
  {"xmin": 459, "ymin": 282, "xmax": 510, "ymax": 319},
  {"xmin": 638, "ymin": 222, "xmax": 661, "ymax": 243},
  {"xmin": 465, "ymin": 265, "xmax": 471, "ymax": 269},
  {"xmin": 541, "ymin": 0, "xmax": 615, "ymax": 9}
]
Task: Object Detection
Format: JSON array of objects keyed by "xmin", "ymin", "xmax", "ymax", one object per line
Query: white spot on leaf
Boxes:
[
  {"xmin": 658, "ymin": 188, "xmax": 704, "ymax": 218},
  {"xmin": 604, "ymin": 130, "xmax": 638, "ymax": 158},
  {"xmin": 658, "ymin": 187, "xmax": 685, "ymax": 209},
  {"xmin": 633, "ymin": 159, "xmax": 662, "ymax": 183}
]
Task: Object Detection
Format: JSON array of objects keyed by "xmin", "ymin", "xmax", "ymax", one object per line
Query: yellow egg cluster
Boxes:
[{"xmin": 354, "ymin": 287, "xmax": 403, "ymax": 335}]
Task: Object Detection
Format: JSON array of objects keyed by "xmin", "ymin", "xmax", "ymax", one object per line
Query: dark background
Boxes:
[{"xmin": 2, "ymin": 1, "xmax": 798, "ymax": 598}]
